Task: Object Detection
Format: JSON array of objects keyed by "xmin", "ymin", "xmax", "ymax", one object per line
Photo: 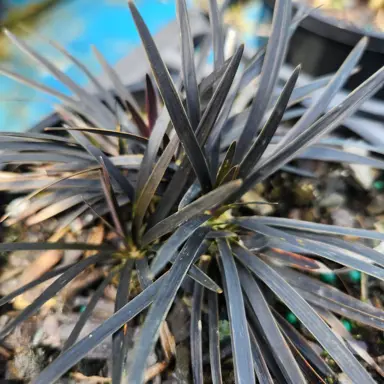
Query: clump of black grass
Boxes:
[{"xmin": 0, "ymin": 0, "xmax": 383, "ymax": 383}]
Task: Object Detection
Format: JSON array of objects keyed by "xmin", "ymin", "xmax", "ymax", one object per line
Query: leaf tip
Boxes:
[
  {"xmin": 234, "ymin": 179, "xmax": 243, "ymax": 187},
  {"xmin": 128, "ymin": 0, "xmax": 136, "ymax": 10},
  {"xmin": 359, "ymin": 36, "xmax": 370, "ymax": 47}
]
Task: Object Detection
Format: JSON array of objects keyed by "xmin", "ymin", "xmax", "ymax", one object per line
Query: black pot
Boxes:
[{"xmin": 265, "ymin": 1, "xmax": 384, "ymax": 99}]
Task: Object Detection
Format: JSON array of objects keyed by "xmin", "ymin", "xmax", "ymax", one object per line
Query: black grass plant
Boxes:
[{"xmin": 0, "ymin": 0, "xmax": 384, "ymax": 383}]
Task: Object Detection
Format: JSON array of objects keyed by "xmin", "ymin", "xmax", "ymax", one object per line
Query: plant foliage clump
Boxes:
[{"xmin": 0, "ymin": 0, "xmax": 383, "ymax": 383}]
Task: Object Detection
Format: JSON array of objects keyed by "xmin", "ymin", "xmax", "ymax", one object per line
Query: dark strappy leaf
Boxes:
[
  {"xmin": 147, "ymin": 160, "xmax": 193, "ymax": 228},
  {"xmin": 5, "ymin": 30, "xmax": 114, "ymax": 128},
  {"xmin": 46, "ymin": 127, "xmax": 148, "ymax": 145},
  {"xmin": 239, "ymin": 66, "xmax": 300, "ymax": 177},
  {"xmin": 300, "ymin": 233, "xmax": 384, "ymax": 268},
  {"xmin": 315, "ymin": 307, "xmax": 384, "ymax": 378},
  {"xmin": 136, "ymin": 107, "xmax": 171, "ymax": 196},
  {"xmin": 0, "ymin": 152, "xmax": 89, "ymax": 164},
  {"xmin": 62, "ymin": 270, "xmax": 118, "ymax": 351},
  {"xmin": 196, "ymin": 45, "xmax": 244, "ymax": 146},
  {"xmin": 238, "ymin": 265, "xmax": 305, "ymax": 383},
  {"xmin": 217, "ymin": 165, "xmax": 239, "ymax": 185},
  {"xmin": 69, "ymin": 130, "xmax": 135, "ymax": 200},
  {"xmin": 236, "ymin": 0, "xmax": 291, "ymax": 160},
  {"xmin": 92, "ymin": 45, "xmax": 140, "ymax": 113},
  {"xmin": 127, "ymin": 228, "xmax": 209, "ymax": 384},
  {"xmin": 273, "ymin": 310, "xmax": 334, "ymax": 378},
  {"xmin": 150, "ymin": 215, "xmax": 210, "ymax": 277},
  {"xmin": 209, "ymin": 130, "xmax": 222, "ymax": 180},
  {"xmin": 145, "ymin": 74, "xmax": 158, "ymax": 131},
  {"xmin": 187, "ymin": 263, "xmax": 223, "ymax": 294},
  {"xmin": 217, "ymin": 239, "xmax": 255, "ymax": 384},
  {"xmin": 0, "ymin": 67, "xmax": 96, "ymax": 123},
  {"xmin": 81, "ymin": 196, "xmax": 123, "ymax": 237},
  {"xmin": 129, "ymin": 1, "xmax": 212, "ymax": 192},
  {"xmin": 208, "ymin": 0, "xmax": 224, "ymax": 72},
  {"xmin": 0, "ymin": 141, "xmax": 86, "ymax": 155},
  {"xmin": 191, "ymin": 260, "xmax": 207, "ymax": 383},
  {"xmin": 0, "ymin": 131, "xmax": 72, "ymax": 143},
  {"xmin": 235, "ymin": 220, "xmax": 384, "ymax": 281},
  {"xmin": 244, "ymin": 216, "xmax": 384, "ymax": 242},
  {"xmin": 198, "ymin": 56, "xmax": 231, "ymax": 95},
  {"xmin": 178, "ymin": 182, "xmax": 201, "ymax": 210},
  {"xmin": 278, "ymin": 37, "xmax": 368, "ymax": 148},
  {"xmin": 235, "ymin": 65, "xmax": 384, "ymax": 199},
  {"xmin": 233, "ymin": 244, "xmax": 375, "ymax": 383},
  {"xmin": 125, "ymin": 99, "xmax": 150, "ymax": 137},
  {"xmin": 135, "ymin": 257, "xmax": 152, "ymax": 289},
  {"xmin": 99, "ymin": 158, "xmax": 126, "ymax": 237},
  {"xmin": 142, "ymin": 180, "xmax": 241, "ymax": 246},
  {"xmin": 153, "ymin": 230, "xmax": 222, "ymax": 292},
  {"xmin": 177, "ymin": 0, "xmax": 200, "ymax": 129},
  {"xmin": 149, "ymin": 45, "xmax": 243, "ymax": 226},
  {"xmin": 238, "ymin": 48, "xmax": 265, "ymax": 92},
  {"xmin": 247, "ymin": 307, "xmax": 288, "ymax": 382},
  {"xmin": 45, "ymin": 37, "xmax": 116, "ymax": 110},
  {"xmin": 112, "ymin": 260, "xmax": 134, "ymax": 384},
  {"xmin": 298, "ymin": 145, "xmax": 384, "ymax": 169},
  {"xmin": 248, "ymin": 327, "xmax": 274, "ymax": 384},
  {"xmin": 32, "ymin": 273, "xmax": 167, "ymax": 384},
  {"xmin": 133, "ymin": 135, "xmax": 179, "ymax": 243},
  {"xmin": 0, "ymin": 242, "xmax": 112, "ymax": 252},
  {"xmin": 216, "ymin": 141, "xmax": 237, "ymax": 186},
  {"xmin": 208, "ymin": 289, "xmax": 222, "ymax": 384},
  {"xmin": 276, "ymin": 267, "xmax": 384, "ymax": 330}
]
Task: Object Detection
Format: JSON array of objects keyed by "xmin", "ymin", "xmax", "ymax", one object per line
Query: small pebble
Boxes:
[
  {"xmin": 373, "ymin": 180, "xmax": 384, "ymax": 191},
  {"xmin": 341, "ymin": 319, "xmax": 352, "ymax": 332},
  {"xmin": 346, "ymin": 146, "xmax": 374, "ymax": 190},
  {"xmin": 330, "ymin": 208, "xmax": 354, "ymax": 228},
  {"xmin": 338, "ymin": 373, "xmax": 353, "ymax": 384},
  {"xmin": 348, "ymin": 270, "xmax": 361, "ymax": 283},
  {"xmin": 319, "ymin": 192, "xmax": 345, "ymax": 208},
  {"xmin": 286, "ymin": 312, "xmax": 298, "ymax": 325},
  {"xmin": 368, "ymin": 194, "xmax": 384, "ymax": 215},
  {"xmin": 320, "ymin": 272, "xmax": 337, "ymax": 284}
]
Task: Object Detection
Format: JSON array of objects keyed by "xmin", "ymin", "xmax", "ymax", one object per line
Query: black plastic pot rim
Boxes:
[{"xmin": 270, "ymin": 0, "xmax": 384, "ymax": 54}]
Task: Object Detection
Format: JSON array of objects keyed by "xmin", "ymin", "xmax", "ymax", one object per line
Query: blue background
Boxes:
[{"xmin": 0, "ymin": 0, "xmax": 270, "ymax": 132}]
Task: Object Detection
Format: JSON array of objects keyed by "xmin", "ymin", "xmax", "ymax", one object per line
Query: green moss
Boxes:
[
  {"xmin": 0, "ymin": 223, "xmax": 25, "ymax": 261},
  {"xmin": 3, "ymin": 222, "xmax": 24, "ymax": 243},
  {"xmin": 219, "ymin": 320, "xmax": 230, "ymax": 341}
]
